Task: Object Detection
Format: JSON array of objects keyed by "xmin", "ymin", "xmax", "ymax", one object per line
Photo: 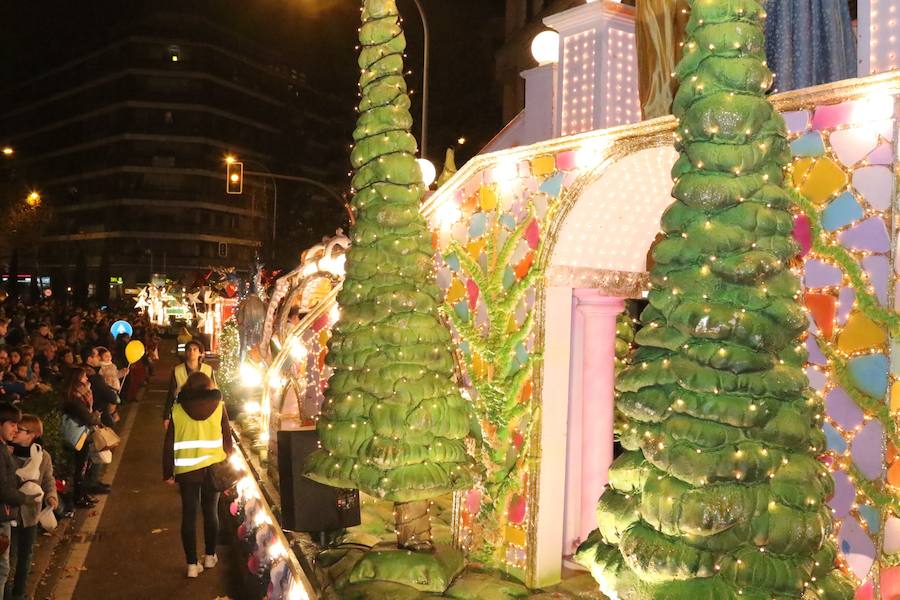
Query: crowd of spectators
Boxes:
[{"xmin": 0, "ymin": 299, "xmax": 160, "ymax": 599}]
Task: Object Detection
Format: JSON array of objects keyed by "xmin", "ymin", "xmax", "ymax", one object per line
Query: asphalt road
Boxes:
[{"xmin": 52, "ymin": 341, "xmax": 245, "ymax": 600}]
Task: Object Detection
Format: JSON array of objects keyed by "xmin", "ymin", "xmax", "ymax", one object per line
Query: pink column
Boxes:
[{"xmin": 573, "ymin": 290, "xmax": 624, "ymax": 544}]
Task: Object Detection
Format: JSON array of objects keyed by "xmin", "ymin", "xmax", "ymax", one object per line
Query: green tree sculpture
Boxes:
[
  {"xmin": 305, "ymin": 0, "xmax": 475, "ymax": 552},
  {"xmin": 576, "ymin": 1, "xmax": 855, "ymax": 598}
]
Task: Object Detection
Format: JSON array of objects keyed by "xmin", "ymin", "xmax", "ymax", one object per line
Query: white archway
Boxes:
[{"xmin": 535, "ymin": 145, "xmax": 678, "ymax": 576}]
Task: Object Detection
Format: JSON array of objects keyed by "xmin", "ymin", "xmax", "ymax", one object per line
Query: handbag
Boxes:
[
  {"xmin": 38, "ymin": 507, "xmax": 57, "ymax": 532},
  {"xmin": 90, "ymin": 448, "xmax": 113, "ymax": 464},
  {"xmin": 61, "ymin": 416, "xmax": 89, "ymax": 451},
  {"xmin": 210, "ymin": 459, "xmax": 240, "ymax": 492},
  {"xmin": 91, "ymin": 427, "xmax": 121, "ymax": 451}
]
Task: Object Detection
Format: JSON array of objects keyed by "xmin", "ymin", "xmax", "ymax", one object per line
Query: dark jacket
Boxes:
[
  {"xmin": 62, "ymin": 395, "xmax": 101, "ymax": 428},
  {"xmin": 0, "ymin": 446, "xmax": 28, "ymax": 521},
  {"xmin": 87, "ymin": 370, "xmax": 118, "ymax": 416},
  {"xmin": 162, "ymin": 388, "xmax": 232, "ymax": 483}
]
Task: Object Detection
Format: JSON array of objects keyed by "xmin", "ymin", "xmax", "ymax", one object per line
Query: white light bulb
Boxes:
[
  {"xmin": 530, "ymin": 30, "xmax": 560, "ymax": 65},
  {"xmin": 417, "ymin": 158, "xmax": 436, "ymax": 187}
]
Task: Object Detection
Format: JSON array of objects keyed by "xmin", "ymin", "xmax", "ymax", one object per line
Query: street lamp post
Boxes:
[{"xmin": 409, "ymin": 0, "xmax": 430, "ymax": 160}]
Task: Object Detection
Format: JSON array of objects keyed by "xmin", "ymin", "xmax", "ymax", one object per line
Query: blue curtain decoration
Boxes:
[{"xmin": 764, "ymin": 0, "xmax": 857, "ymax": 92}]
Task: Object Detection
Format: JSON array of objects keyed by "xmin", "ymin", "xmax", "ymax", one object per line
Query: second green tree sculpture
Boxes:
[
  {"xmin": 305, "ymin": 0, "xmax": 475, "ymax": 552},
  {"xmin": 576, "ymin": 1, "xmax": 855, "ymax": 598}
]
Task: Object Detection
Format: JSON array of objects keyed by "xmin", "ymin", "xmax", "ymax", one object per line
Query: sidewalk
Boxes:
[{"xmin": 37, "ymin": 341, "xmax": 244, "ymax": 600}]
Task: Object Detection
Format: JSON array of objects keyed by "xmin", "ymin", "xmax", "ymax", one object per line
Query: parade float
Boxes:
[{"xmin": 221, "ymin": 0, "xmax": 900, "ymax": 598}]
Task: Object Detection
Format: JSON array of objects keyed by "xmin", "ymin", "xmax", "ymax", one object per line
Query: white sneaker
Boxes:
[
  {"xmin": 202, "ymin": 554, "xmax": 218, "ymax": 569},
  {"xmin": 186, "ymin": 563, "xmax": 204, "ymax": 578}
]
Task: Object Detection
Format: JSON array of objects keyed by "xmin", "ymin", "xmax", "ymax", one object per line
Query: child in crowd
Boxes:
[
  {"xmin": 8, "ymin": 414, "xmax": 57, "ymax": 600},
  {"xmin": 97, "ymin": 348, "xmax": 124, "ymax": 423}
]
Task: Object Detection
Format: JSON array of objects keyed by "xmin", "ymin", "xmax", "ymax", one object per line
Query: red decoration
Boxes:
[
  {"xmin": 525, "ymin": 218, "xmax": 540, "ymax": 249},
  {"xmin": 508, "ymin": 494, "xmax": 526, "ymax": 524},
  {"xmin": 792, "ymin": 214, "xmax": 812, "ymax": 258},
  {"xmin": 466, "ymin": 279, "xmax": 480, "ymax": 310},
  {"xmin": 515, "ymin": 252, "xmax": 535, "ymax": 280},
  {"xmin": 804, "ymin": 293, "xmax": 836, "ymax": 340}
]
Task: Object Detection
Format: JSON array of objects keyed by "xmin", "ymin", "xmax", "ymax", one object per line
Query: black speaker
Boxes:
[{"xmin": 277, "ymin": 430, "xmax": 360, "ymax": 532}]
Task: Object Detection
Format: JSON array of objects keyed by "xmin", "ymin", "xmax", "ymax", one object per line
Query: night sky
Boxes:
[{"xmin": 1, "ymin": 0, "xmax": 506, "ymax": 162}]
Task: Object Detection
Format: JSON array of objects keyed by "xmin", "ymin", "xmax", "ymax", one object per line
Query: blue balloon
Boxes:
[{"xmin": 110, "ymin": 320, "xmax": 133, "ymax": 339}]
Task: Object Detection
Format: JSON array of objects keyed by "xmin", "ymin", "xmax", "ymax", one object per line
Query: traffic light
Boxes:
[{"xmin": 226, "ymin": 161, "xmax": 243, "ymax": 194}]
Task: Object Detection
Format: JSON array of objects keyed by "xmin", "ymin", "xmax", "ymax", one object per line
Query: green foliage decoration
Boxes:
[
  {"xmin": 440, "ymin": 199, "xmax": 550, "ymax": 565},
  {"xmin": 304, "ymin": 0, "xmax": 476, "ymax": 503},
  {"xmin": 575, "ymin": 1, "xmax": 854, "ymax": 598},
  {"xmin": 218, "ymin": 319, "xmax": 241, "ymax": 386}
]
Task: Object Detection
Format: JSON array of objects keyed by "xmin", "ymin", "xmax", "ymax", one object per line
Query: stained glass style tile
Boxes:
[
  {"xmin": 436, "ymin": 267, "xmax": 451, "ymax": 289},
  {"xmin": 867, "ymin": 141, "xmax": 894, "ymax": 165},
  {"xmin": 862, "ymin": 254, "xmax": 889, "ymax": 306},
  {"xmin": 839, "ymin": 517, "xmax": 877, "ymax": 581},
  {"xmin": 826, "ymin": 386, "xmax": 864, "ymax": 431},
  {"xmin": 884, "ymin": 517, "xmax": 900, "ymax": 554},
  {"xmin": 829, "ymin": 127, "xmax": 880, "ymax": 166},
  {"xmin": 530, "ymin": 155, "xmax": 555, "ymax": 178},
  {"xmin": 825, "ymin": 422, "xmax": 849, "ymax": 454},
  {"xmin": 852, "ymin": 420, "xmax": 885, "ymax": 480},
  {"xmin": 466, "ymin": 279, "xmax": 480, "ymax": 310},
  {"xmin": 805, "ymin": 293, "xmax": 837, "ymax": 339},
  {"xmin": 503, "ymin": 266, "xmax": 515, "ymax": 290},
  {"xmin": 838, "ymin": 217, "xmax": 890, "ymax": 253},
  {"xmin": 798, "ymin": 157, "xmax": 848, "ymax": 205},
  {"xmin": 790, "ymin": 132, "xmax": 826, "ymax": 157},
  {"xmin": 538, "ymin": 172, "xmax": 565, "ymax": 198},
  {"xmin": 446, "ymin": 278, "xmax": 466, "ymax": 303},
  {"xmin": 806, "ymin": 335, "xmax": 827, "ymax": 365},
  {"xmin": 525, "ymin": 219, "xmax": 540, "ymax": 249},
  {"xmin": 852, "ymin": 166, "xmax": 893, "ymax": 211},
  {"xmin": 480, "ymin": 187, "xmax": 498, "ymax": 211},
  {"xmin": 829, "ymin": 470, "xmax": 855, "ymax": 518},
  {"xmin": 475, "ymin": 299, "xmax": 489, "ymax": 327},
  {"xmin": 848, "ymin": 353, "xmax": 889, "ymax": 399},
  {"xmin": 792, "ymin": 157, "xmax": 814, "ymax": 188},
  {"xmin": 783, "ymin": 110, "xmax": 811, "ymax": 134},
  {"xmin": 821, "ymin": 192, "xmax": 863, "ymax": 232},
  {"xmin": 806, "ymin": 366, "xmax": 827, "ymax": 391},
  {"xmin": 812, "ymin": 101, "xmax": 856, "ymax": 131},
  {"xmin": 858, "ymin": 504, "xmax": 881, "ymax": 533},
  {"xmin": 804, "ymin": 259, "xmax": 842, "ymax": 288},
  {"xmin": 837, "ymin": 312, "xmax": 887, "ymax": 353},
  {"xmin": 792, "ymin": 214, "xmax": 812, "ymax": 257},
  {"xmin": 889, "ymin": 459, "xmax": 900, "ymax": 488},
  {"xmin": 838, "ymin": 287, "xmax": 855, "ymax": 325},
  {"xmin": 892, "ymin": 381, "xmax": 900, "ymax": 413},
  {"xmin": 454, "ymin": 300, "xmax": 470, "ymax": 322},
  {"xmin": 556, "ymin": 151, "xmax": 578, "ymax": 171},
  {"xmin": 445, "ymin": 252, "xmax": 461, "ymax": 272},
  {"xmin": 892, "ymin": 343, "xmax": 900, "ymax": 379},
  {"xmin": 469, "ymin": 212, "xmax": 487, "ymax": 238}
]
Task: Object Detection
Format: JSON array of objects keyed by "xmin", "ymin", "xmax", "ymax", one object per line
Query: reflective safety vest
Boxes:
[
  {"xmin": 174, "ymin": 363, "xmax": 213, "ymax": 398},
  {"xmin": 172, "ymin": 401, "xmax": 226, "ymax": 475}
]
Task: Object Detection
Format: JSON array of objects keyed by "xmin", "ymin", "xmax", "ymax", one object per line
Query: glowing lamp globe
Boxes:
[
  {"xmin": 531, "ymin": 30, "xmax": 560, "ymax": 66},
  {"xmin": 417, "ymin": 158, "xmax": 436, "ymax": 188}
]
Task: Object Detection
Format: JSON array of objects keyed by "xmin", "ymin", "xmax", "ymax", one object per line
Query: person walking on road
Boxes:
[
  {"xmin": 162, "ymin": 340, "xmax": 216, "ymax": 430},
  {"xmin": 162, "ymin": 372, "xmax": 232, "ymax": 578}
]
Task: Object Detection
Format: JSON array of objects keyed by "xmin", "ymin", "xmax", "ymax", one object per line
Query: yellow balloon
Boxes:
[{"xmin": 125, "ymin": 340, "xmax": 145, "ymax": 364}]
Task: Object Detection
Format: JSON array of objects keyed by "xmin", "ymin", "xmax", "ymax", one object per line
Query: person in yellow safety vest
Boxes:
[
  {"xmin": 163, "ymin": 371, "xmax": 232, "ymax": 579},
  {"xmin": 163, "ymin": 339, "xmax": 216, "ymax": 430}
]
